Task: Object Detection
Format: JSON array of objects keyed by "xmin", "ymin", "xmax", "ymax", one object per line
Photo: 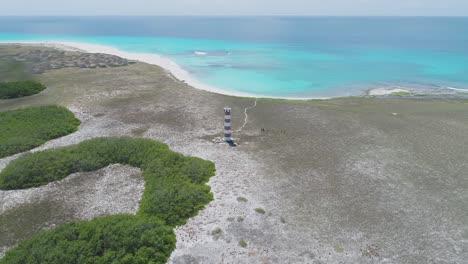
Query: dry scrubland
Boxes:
[{"xmin": 1, "ymin": 44, "xmax": 468, "ymax": 263}]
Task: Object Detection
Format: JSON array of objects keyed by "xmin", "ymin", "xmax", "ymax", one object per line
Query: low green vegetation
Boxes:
[
  {"xmin": 0, "ymin": 61, "xmax": 30, "ymax": 82},
  {"xmin": 0, "ymin": 80, "xmax": 47, "ymax": 99},
  {"xmin": 0, "ymin": 137, "xmax": 216, "ymax": 264},
  {"xmin": 0, "ymin": 106, "xmax": 80, "ymax": 158}
]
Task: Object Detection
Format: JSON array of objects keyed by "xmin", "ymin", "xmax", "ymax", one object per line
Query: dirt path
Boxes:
[{"xmin": 236, "ymin": 98, "xmax": 257, "ymax": 132}]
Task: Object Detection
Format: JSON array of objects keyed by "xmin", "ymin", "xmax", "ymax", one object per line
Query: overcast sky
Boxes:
[{"xmin": 2, "ymin": 0, "xmax": 468, "ymax": 16}]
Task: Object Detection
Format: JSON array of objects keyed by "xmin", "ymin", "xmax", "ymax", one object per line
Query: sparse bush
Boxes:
[
  {"xmin": 254, "ymin": 208, "xmax": 266, "ymax": 214},
  {"xmin": 239, "ymin": 240, "xmax": 248, "ymax": 248},
  {"xmin": 236, "ymin": 196, "xmax": 248, "ymax": 202},
  {"xmin": 211, "ymin": 227, "xmax": 223, "ymax": 240},
  {"xmin": 0, "ymin": 105, "xmax": 80, "ymax": 158},
  {"xmin": 0, "ymin": 137, "xmax": 216, "ymax": 264},
  {"xmin": 0, "ymin": 80, "xmax": 46, "ymax": 99}
]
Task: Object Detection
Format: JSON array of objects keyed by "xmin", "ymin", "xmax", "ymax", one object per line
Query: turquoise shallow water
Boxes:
[{"xmin": 1, "ymin": 17, "xmax": 468, "ymax": 98}]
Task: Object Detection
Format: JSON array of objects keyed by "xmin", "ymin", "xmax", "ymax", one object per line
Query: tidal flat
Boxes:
[{"xmin": 0, "ymin": 44, "xmax": 467, "ymax": 263}]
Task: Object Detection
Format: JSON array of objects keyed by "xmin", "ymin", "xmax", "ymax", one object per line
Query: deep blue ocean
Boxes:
[{"xmin": 1, "ymin": 16, "xmax": 468, "ymax": 97}]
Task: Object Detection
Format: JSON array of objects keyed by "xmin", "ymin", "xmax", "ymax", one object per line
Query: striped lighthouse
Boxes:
[{"xmin": 224, "ymin": 107, "xmax": 233, "ymax": 142}]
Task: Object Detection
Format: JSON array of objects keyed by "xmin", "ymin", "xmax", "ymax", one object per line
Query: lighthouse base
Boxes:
[{"xmin": 224, "ymin": 138, "xmax": 236, "ymax": 147}]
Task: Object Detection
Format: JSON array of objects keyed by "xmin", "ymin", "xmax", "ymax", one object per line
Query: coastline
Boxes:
[
  {"xmin": 1, "ymin": 41, "xmax": 332, "ymax": 100},
  {"xmin": 2, "ymin": 41, "xmax": 467, "ymax": 100}
]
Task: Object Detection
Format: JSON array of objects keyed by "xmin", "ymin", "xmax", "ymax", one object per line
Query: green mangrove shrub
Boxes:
[
  {"xmin": 0, "ymin": 81, "xmax": 46, "ymax": 99},
  {"xmin": 1, "ymin": 215, "xmax": 175, "ymax": 264},
  {"xmin": 0, "ymin": 105, "xmax": 80, "ymax": 158},
  {"xmin": 0, "ymin": 137, "xmax": 216, "ymax": 264}
]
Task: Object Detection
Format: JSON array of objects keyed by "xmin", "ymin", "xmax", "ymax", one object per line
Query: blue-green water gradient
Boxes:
[{"xmin": 1, "ymin": 17, "xmax": 468, "ymax": 97}]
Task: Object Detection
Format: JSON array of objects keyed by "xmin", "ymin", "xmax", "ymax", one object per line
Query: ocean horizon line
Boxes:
[{"xmin": 1, "ymin": 15, "xmax": 468, "ymax": 18}]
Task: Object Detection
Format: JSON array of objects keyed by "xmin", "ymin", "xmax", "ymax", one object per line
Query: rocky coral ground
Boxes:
[
  {"xmin": 0, "ymin": 44, "xmax": 467, "ymax": 263},
  {"xmin": 0, "ymin": 45, "xmax": 135, "ymax": 74}
]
